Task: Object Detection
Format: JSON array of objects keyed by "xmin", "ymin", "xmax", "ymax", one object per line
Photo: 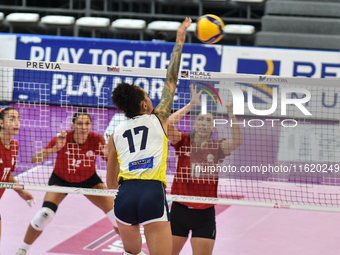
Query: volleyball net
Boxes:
[{"xmin": 0, "ymin": 59, "xmax": 339, "ymax": 212}]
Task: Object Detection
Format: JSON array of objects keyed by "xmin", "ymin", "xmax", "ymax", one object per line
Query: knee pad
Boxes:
[{"xmin": 30, "ymin": 202, "xmax": 57, "ymax": 231}]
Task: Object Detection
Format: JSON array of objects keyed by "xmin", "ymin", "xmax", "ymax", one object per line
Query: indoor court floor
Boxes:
[{"xmin": 2, "ymin": 184, "xmax": 340, "ymax": 255}]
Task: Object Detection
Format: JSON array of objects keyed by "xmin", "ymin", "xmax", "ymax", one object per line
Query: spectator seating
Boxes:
[
  {"xmin": 147, "ymin": 20, "xmax": 182, "ymax": 41},
  {"xmin": 224, "ymin": 24, "xmax": 255, "ymax": 45},
  {"xmin": 75, "ymin": 17, "xmax": 111, "ymax": 37},
  {"xmin": 0, "ymin": 0, "xmax": 263, "ymax": 45},
  {"xmin": 256, "ymin": 0, "xmax": 340, "ymax": 50},
  {"xmin": 231, "ymin": 0, "xmax": 266, "ymax": 19},
  {"xmin": 5, "ymin": 13, "xmax": 40, "ymax": 33},
  {"xmin": 111, "ymin": 19, "xmax": 146, "ymax": 40},
  {"xmin": 41, "ymin": 15, "xmax": 75, "ymax": 36}
]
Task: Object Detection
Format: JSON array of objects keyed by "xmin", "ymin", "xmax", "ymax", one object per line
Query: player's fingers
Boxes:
[
  {"xmin": 26, "ymin": 199, "xmax": 32, "ymax": 207},
  {"xmin": 26, "ymin": 198, "xmax": 36, "ymax": 207},
  {"xmin": 59, "ymin": 131, "xmax": 67, "ymax": 137},
  {"xmin": 57, "ymin": 132, "xmax": 66, "ymax": 138}
]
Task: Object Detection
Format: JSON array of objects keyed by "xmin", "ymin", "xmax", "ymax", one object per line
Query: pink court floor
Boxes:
[{"xmin": 2, "ymin": 186, "xmax": 340, "ymax": 255}]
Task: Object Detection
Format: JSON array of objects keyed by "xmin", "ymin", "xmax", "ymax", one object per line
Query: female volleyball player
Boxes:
[
  {"xmin": 0, "ymin": 107, "xmax": 35, "ymax": 249},
  {"xmin": 167, "ymin": 85, "xmax": 243, "ymax": 255},
  {"xmin": 106, "ymin": 18, "xmax": 192, "ymax": 255},
  {"xmin": 16, "ymin": 109, "xmax": 118, "ymax": 255}
]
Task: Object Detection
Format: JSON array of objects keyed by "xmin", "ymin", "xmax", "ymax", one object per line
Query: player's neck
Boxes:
[
  {"xmin": 138, "ymin": 109, "xmax": 152, "ymax": 115},
  {"xmin": 0, "ymin": 132, "xmax": 12, "ymax": 149}
]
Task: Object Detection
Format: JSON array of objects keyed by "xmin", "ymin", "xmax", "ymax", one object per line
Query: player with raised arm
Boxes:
[
  {"xmin": 107, "ymin": 18, "xmax": 192, "ymax": 255},
  {"xmin": 0, "ymin": 108, "xmax": 35, "ymax": 251},
  {"xmin": 16, "ymin": 109, "xmax": 118, "ymax": 255},
  {"xmin": 167, "ymin": 85, "xmax": 243, "ymax": 255}
]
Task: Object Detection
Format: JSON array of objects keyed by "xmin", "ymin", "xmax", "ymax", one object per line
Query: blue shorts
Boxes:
[{"xmin": 114, "ymin": 179, "xmax": 170, "ymax": 226}]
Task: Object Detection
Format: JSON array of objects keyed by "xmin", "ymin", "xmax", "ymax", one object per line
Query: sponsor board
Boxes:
[{"xmin": 222, "ymin": 46, "xmax": 340, "ymax": 78}]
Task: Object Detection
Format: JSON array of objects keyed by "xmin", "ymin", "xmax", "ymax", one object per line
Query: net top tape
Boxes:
[{"xmin": 1, "ymin": 59, "xmax": 340, "ymax": 87}]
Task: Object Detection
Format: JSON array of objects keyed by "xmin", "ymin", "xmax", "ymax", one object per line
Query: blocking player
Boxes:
[{"xmin": 168, "ymin": 85, "xmax": 243, "ymax": 255}]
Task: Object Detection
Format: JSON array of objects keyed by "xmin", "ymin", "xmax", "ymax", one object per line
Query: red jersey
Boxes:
[
  {"xmin": 171, "ymin": 132, "xmax": 228, "ymax": 209},
  {"xmin": 0, "ymin": 138, "xmax": 18, "ymax": 199},
  {"xmin": 45, "ymin": 130, "xmax": 106, "ymax": 182}
]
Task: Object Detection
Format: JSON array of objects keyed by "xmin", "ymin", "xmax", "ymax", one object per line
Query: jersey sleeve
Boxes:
[
  {"xmin": 12, "ymin": 140, "xmax": 19, "ymax": 171},
  {"xmin": 44, "ymin": 137, "xmax": 57, "ymax": 150},
  {"xmin": 171, "ymin": 132, "xmax": 189, "ymax": 155}
]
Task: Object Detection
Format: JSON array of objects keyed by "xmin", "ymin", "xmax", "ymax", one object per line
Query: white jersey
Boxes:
[{"xmin": 113, "ymin": 114, "xmax": 168, "ymax": 187}]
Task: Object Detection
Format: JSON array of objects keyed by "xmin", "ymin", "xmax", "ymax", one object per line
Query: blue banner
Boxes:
[
  {"xmin": 2, "ymin": 34, "xmax": 223, "ymax": 108},
  {"xmin": 14, "ymin": 34, "xmax": 222, "ymax": 70}
]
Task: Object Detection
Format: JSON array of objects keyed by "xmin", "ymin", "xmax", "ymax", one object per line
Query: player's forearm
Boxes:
[
  {"xmin": 32, "ymin": 147, "xmax": 57, "ymax": 164},
  {"xmin": 106, "ymin": 150, "xmax": 120, "ymax": 189},
  {"xmin": 168, "ymin": 103, "xmax": 191, "ymax": 125},
  {"xmin": 106, "ymin": 166, "xmax": 119, "ymax": 189},
  {"xmin": 155, "ymin": 41, "xmax": 183, "ymax": 120},
  {"xmin": 8, "ymin": 173, "xmax": 24, "ymax": 195},
  {"xmin": 8, "ymin": 172, "xmax": 18, "ymax": 183},
  {"xmin": 229, "ymin": 114, "xmax": 243, "ymax": 148},
  {"xmin": 166, "ymin": 41, "xmax": 182, "ymax": 92}
]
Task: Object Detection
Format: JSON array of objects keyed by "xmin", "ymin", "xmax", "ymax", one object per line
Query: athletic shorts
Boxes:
[
  {"xmin": 170, "ymin": 201, "xmax": 216, "ymax": 240},
  {"xmin": 48, "ymin": 172, "xmax": 103, "ymax": 188},
  {"xmin": 114, "ymin": 179, "xmax": 170, "ymax": 226}
]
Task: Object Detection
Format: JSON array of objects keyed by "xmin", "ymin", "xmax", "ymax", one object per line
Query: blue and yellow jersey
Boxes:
[{"xmin": 113, "ymin": 114, "xmax": 168, "ymax": 187}]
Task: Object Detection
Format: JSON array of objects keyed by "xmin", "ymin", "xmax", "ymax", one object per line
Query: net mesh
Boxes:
[{"xmin": 0, "ymin": 59, "xmax": 340, "ymax": 211}]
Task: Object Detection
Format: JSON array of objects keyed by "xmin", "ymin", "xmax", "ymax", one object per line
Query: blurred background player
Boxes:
[
  {"xmin": 0, "ymin": 107, "xmax": 35, "ymax": 252},
  {"xmin": 107, "ymin": 18, "xmax": 192, "ymax": 255},
  {"xmin": 16, "ymin": 109, "xmax": 118, "ymax": 255},
  {"xmin": 167, "ymin": 85, "xmax": 243, "ymax": 255}
]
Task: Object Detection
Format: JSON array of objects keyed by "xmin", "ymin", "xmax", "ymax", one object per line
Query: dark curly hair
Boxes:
[{"xmin": 111, "ymin": 82, "xmax": 145, "ymax": 118}]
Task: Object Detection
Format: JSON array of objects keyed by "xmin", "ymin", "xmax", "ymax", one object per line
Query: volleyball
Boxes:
[{"xmin": 195, "ymin": 14, "xmax": 224, "ymax": 44}]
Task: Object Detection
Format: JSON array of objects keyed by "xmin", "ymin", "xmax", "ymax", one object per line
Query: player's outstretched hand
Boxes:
[
  {"xmin": 56, "ymin": 130, "xmax": 67, "ymax": 151},
  {"xmin": 226, "ymin": 102, "xmax": 233, "ymax": 116},
  {"xmin": 176, "ymin": 17, "xmax": 192, "ymax": 46},
  {"xmin": 190, "ymin": 84, "xmax": 203, "ymax": 109},
  {"xmin": 100, "ymin": 143, "xmax": 109, "ymax": 157}
]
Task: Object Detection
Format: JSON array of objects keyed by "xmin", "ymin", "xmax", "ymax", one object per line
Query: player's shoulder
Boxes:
[
  {"xmin": 114, "ymin": 119, "xmax": 129, "ymax": 133},
  {"xmin": 65, "ymin": 130, "xmax": 73, "ymax": 137},
  {"xmin": 11, "ymin": 139, "xmax": 19, "ymax": 146},
  {"xmin": 88, "ymin": 131, "xmax": 102, "ymax": 140},
  {"xmin": 179, "ymin": 132, "xmax": 190, "ymax": 143},
  {"xmin": 173, "ymin": 132, "xmax": 189, "ymax": 148}
]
